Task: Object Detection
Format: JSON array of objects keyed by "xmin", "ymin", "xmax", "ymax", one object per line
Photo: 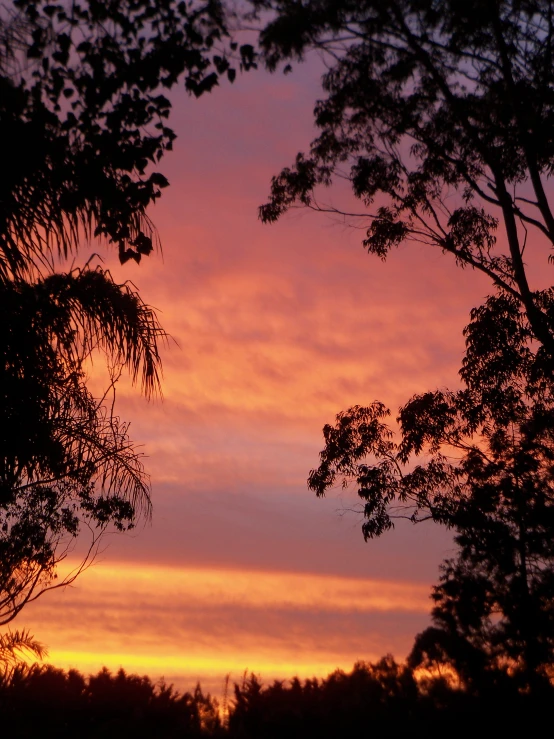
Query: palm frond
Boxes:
[
  {"xmin": 0, "ymin": 629, "xmax": 47, "ymax": 667},
  {"xmin": 2, "ymin": 264, "xmax": 165, "ymax": 398},
  {"xmin": 0, "ymin": 266, "xmax": 158, "ymax": 623}
]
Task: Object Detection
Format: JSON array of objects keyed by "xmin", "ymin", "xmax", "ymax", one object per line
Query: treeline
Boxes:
[
  {"xmin": 0, "ymin": 663, "xmax": 219, "ymax": 739},
  {"xmin": 1, "ymin": 657, "xmax": 551, "ymax": 738}
]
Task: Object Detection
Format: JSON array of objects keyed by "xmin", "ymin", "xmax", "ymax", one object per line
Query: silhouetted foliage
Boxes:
[
  {"xmin": 0, "ymin": 664, "xmax": 223, "ymax": 738},
  {"xmin": 227, "ymin": 657, "xmax": 551, "ymax": 738},
  {"xmin": 0, "ymin": 0, "xmax": 251, "ymax": 620},
  {"xmin": 0, "ymin": 658, "xmax": 552, "ymax": 737},
  {"xmin": 244, "ymin": 0, "xmax": 554, "ymax": 697},
  {"xmin": 0, "ymin": 629, "xmax": 46, "ymax": 680},
  {"xmin": 1, "ymin": 0, "xmax": 253, "ymax": 276},
  {"xmin": 229, "ymin": 658, "xmax": 422, "ymax": 738},
  {"xmin": 0, "ymin": 264, "xmax": 165, "ymax": 623},
  {"xmin": 252, "ymin": 0, "xmax": 554, "ymax": 359},
  {"xmin": 309, "ymin": 287, "xmax": 554, "ymax": 692}
]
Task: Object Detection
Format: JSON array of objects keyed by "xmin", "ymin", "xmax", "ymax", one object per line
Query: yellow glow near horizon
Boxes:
[
  {"xmin": 46, "ymin": 649, "xmax": 370, "ymax": 684},
  {"xmin": 17, "ymin": 560, "xmax": 432, "ymax": 691}
]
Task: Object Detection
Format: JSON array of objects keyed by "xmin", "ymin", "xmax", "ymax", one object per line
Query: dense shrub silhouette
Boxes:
[
  {"xmin": 1, "ymin": 657, "xmax": 553, "ymax": 737},
  {"xmin": 0, "ymin": 664, "xmax": 222, "ymax": 738},
  {"xmin": 227, "ymin": 657, "xmax": 554, "ymax": 738}
]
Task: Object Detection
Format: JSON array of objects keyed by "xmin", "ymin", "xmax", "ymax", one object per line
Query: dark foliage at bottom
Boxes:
[
  {"xmin": 1, "ymin": 657, "xmax": 552, "ymax": 738},
  {"xmin": 229, "ymin": 656, "xmax": 552, "ymax": 738},
  {"xmin": 0, "ymin": 664, "xmax": 222, "ymax": 738}
]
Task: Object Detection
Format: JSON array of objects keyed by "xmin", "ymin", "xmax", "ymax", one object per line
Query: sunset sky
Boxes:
[{"xmin": 14, "ymin": 57, "xmax": 498, "ymax": 694}]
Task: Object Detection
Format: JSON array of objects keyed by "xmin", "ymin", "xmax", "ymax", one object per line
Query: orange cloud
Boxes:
[
  {"xmin": 16, "ymin": 561, "xmax": 431, "ymax": 693},
  {"xmin": 37, "ymin": 66, "xmax": 495, "ymax": 697},
  {"xmin": 60, "ymin": 561, "xmax": 430, "ymax": 613}
]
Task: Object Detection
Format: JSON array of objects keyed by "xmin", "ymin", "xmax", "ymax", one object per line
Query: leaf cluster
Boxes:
[
  {"xmin": 0, "ymin": 629, "xmax": 46, "ymax": 672},
  {"xmin": 1, "ymin": 0, "xmax": 254, "ymax": 277}
]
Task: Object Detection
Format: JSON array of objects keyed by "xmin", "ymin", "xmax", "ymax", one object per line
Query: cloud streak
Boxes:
[
  {"xmin": 19, "ymin": 561, "xmax": 431, "ymax": 693},
  {"xmin": 14, "ymin": 57, "xmax": 494, "ymax": 695}
]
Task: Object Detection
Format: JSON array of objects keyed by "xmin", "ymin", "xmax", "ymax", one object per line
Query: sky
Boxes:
[{"xmin": 13, "ymin": 57, "xmax": 496, "ymax": 695}]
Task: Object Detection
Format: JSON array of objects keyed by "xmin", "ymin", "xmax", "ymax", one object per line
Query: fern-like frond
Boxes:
[{"xmin": 0, "ymin": 629, "xmax": 47, "ymax": 667}]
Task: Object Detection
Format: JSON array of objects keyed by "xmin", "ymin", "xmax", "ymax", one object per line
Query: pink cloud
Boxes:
[{"xmin": 19, "ymin": 53, "xmax": 515, "ymax": 691}]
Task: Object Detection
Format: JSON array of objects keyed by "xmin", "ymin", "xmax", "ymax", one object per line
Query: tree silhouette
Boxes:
[
  {"xmin": 253, "ymin": 0, "xmax": 554, "ymax": 360},
  {"xmin": 244, "ymin": 0, "xmax": 554, "ymax": 695},
  {"xmin": 227, "ymin": 658, "xmax": 456, "ymax": 738},
  {"xmin": 0, "ymin": 264, "xmax": 164, "ymax": 623},
  {"xmin": 0, "ymin": 657, "xmax": 551, "ymax": 736},
  {"xmin": 0, "ymin": 664, "xmax": 223, "ymax": 738},
  {"xmin": 0, "ymin": 0, "xmax": 254, "ymax": 620},
  {"xmin": 309, "ymin": 287, "xmax": 554, "ymax": 691},
  {"xmin": 1, "ymin": 0, "xmax": 254, "ymax": 276},
  {"xmin": 0, "ymin": 629, "xmax": 46, "ymax": 681}
]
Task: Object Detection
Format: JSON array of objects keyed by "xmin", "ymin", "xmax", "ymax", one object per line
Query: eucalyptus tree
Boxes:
[
  {"xmin": 309, "ymin": 288, "xmax": 554, "ymax": 691},
  {"xmin": 252, "ymin": 0, "xmax": 554, "ymax": 360}
]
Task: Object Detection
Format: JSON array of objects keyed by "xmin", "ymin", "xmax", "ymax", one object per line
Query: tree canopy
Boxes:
[
  {"xmin": 308, "ymin": 287, "xmax": 554, "ymax": 690},
  {"xmin": 252, "ymin": 0, "xmax": 554, "ymax": 359},
  {"xmin": 0, "ymin": 0, "xmax": 254, "ymax": 621},
  {"xmin": 1, "ymin": 0, "xmax": 255, "ymax": 277},
  {"xmin": 1, "ymin": 656, "xmax": 551, "ymax": 737},
  {"xmin": 0, "ymin": 663, "xmax": 223, "ymax": 738}
]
